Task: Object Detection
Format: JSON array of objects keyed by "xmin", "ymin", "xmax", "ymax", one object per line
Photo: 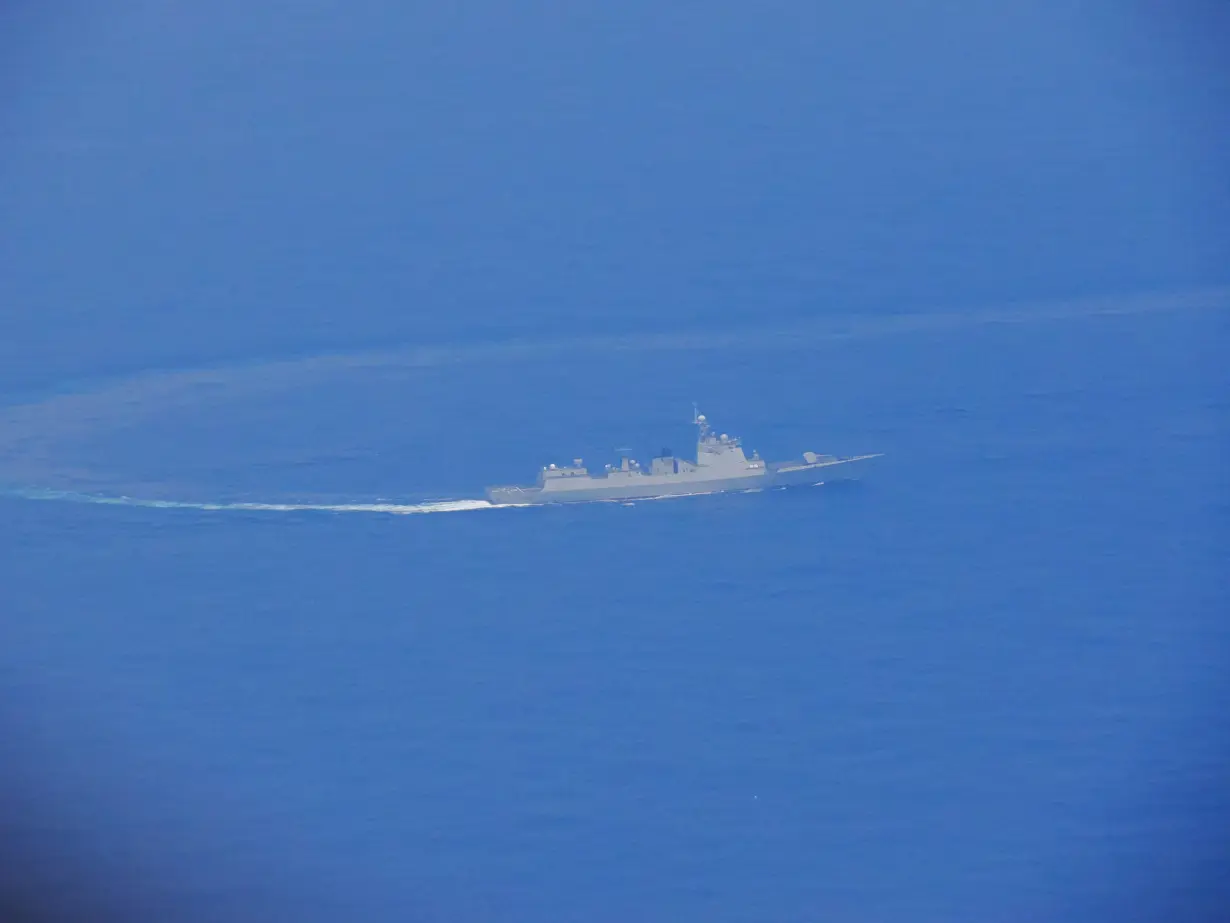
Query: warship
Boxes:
[{"xmin": 485, "ymin": 409, "xmax": 880, "ymax": 505}]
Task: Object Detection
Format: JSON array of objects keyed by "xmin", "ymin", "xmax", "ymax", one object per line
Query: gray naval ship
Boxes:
[{"xmin": 486, "ymin": 409, "xmax": 880, "ymax": 505}]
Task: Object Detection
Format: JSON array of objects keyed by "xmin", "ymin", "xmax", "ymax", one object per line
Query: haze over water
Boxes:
[{"xmin": 1, "ymin": 3, "xmax": 1228, "ymax": 921}]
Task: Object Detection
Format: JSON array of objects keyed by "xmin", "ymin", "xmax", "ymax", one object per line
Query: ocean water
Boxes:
[
  {"xmin": 2, "ymin": 3, "xmax": 1229, "ymax": 921},
  {"xmin": 2, "ymin": 302, "xmax": 1228, "ymax": 922}
]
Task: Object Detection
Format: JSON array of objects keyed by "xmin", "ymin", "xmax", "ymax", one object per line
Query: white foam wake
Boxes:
[{"xmin": 5, "ymin": 487, "xmax": 504, "ymax": 516}]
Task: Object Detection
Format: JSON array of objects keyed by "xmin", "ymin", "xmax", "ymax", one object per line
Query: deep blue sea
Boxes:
[{"xmin": 2, "ymin": 4, "xmax": 1229, "ymax": 922}]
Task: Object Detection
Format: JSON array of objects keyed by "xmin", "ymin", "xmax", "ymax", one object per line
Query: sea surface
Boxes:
[
  {"xmin": 2, "ymin": 300, "xmax": 1228, "ymax": 922},
  {"xmin": 2, "ymin": 3, "xmax": 1229, "ymax": 922}
]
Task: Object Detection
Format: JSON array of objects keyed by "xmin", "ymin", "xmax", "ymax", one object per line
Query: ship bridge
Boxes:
[{"xmin": 694, "ymin": 411, "xmax": 763, "ymax": 474}]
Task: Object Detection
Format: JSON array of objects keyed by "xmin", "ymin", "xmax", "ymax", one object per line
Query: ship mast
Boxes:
[
  {"xmin": 693, "ymin": 403, "xmax": 711, "ymax": 447},
  {"xmin": 693, "ymin": 404, "xmax": 707, "ymax": 427}
]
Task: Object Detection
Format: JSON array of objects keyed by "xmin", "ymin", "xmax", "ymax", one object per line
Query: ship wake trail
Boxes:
[{"xmin": 5, "ymin": 488, "xmax": 504, "ymax": 516}]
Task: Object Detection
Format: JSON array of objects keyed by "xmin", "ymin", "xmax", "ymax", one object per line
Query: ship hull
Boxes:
[{"xmin": 486, "ymin": 454, "xmax": 879, "ymax": 505}]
